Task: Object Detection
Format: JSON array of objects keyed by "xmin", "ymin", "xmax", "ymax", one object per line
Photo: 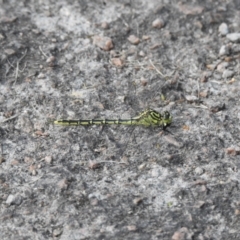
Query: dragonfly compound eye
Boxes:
[{"xmin": 163, "ymin": 111, "xmax": 170, "ymax": 119}]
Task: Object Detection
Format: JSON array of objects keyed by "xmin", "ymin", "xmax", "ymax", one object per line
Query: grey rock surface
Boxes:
[{"xmin": 0, "ymin": 1, "xmax": 240, "ymax": 240}]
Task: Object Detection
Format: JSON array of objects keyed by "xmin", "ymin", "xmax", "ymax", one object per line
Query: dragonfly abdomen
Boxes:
[{"xmin": 53, "ymin": 119, "xmax": 136, "ymax": 126}]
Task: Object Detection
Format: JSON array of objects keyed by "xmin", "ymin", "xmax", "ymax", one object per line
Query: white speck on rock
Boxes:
[
  {"xmin": 194, "ymin": 167, "xmax": 204, "ymax": 175},
  {"xmin": 218, "ymin": 23, "xmax": 228, "ymax": 36},
  {"xmin": 151, "ymin": 168, "xmax": 160, "ymax": 177}
]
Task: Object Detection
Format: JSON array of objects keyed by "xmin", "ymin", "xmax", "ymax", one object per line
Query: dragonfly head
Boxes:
[{"xmin": 162, "ymin": 111, "xmax": 172, "ymax": 128}]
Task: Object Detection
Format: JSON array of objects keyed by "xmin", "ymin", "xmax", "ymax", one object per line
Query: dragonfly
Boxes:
[{"xmin": 53, "ymin": 109, "xmax": 172, "ymax": 129}]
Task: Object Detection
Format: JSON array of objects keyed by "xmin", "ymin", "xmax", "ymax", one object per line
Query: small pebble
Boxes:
[
  {"xmin": 0, "ymin": 16, "xmax": 17, "ymax": 23},
  {"xmin": 138, "ymin": 163, "xmax": 146, "ymax": 170},
  {"xmin": 164, "ymin": 135, "xmax": 181, "ymax": 148},
  {"xmin": 138, "ymin": 50, "xmax": 145, "ymax": 57},
  {"xmin": 45, "ymin": 156, "xmax": 52, "ymax": 164},
  {"xmin": 46, "ymin": 55, "xmax": 55, "ymax": 63},
  {"xmin": 24, "ymin": 157, "xmax": 33, "ymax": 164},
  {"xmin": 57, "ymin": 178, "xmax": 69, "ymax": 190},
  {"xmin": 127, "ymin": 55, "xmax": 135, "ymax": 62},
  {"xmin": 178, "ymin": 4, "xmax": 204, "ymax": 15},
  {"xmin": 4, "ymin": 48, "xmax": 16, "ymax": 56},
  {"xmin": 206, "ymin": 64, "xmax": 216, "ymax": 71},
  {"xmin": 185, "ymin": 95, "xmax": 198, "ymax": 102},
  {"xmin": 222, "ymin": 69, "xmax": 234, "ymax": 78},
  {"xmin": 11, "ymin": 160, "xmax": 19, "ymax": 165},
  {"xmin": 93, "ymin": 35, "xmax": 113, "ymax": 51},
  {"xmin": 101, "ymin": 22, "xmax": 109, "ymax": 29},
  {"xmin": 199, "ymin": 90, "xmax": 208, "ymax": 98},
  {"xmin": 6, "ymin": 194, "xmax": 22, "ymax": 205},
  {"xmin": 194, "ymin": 201, "xmax": 205, "ymax": 208},
  {"xmin": 29, "ymin": 165, "xmax": 37, "ymax": 175},
  {"xmin": 152, "ymin": 18, "xmax": 165, "ymax": 28},
  {"xmin": 235, "ymin": 209, "xmax": 240, "ymax": 215},
  {"xmin": 89, "ymin": 161, "xmax": 101, "ymax": 169},
  {"xmin": 6, "ymin": 194, "xmax": 14, "ymax": 205},
  {"xmin": 217, "ymin": 61, "xmax": 229, "ymax": 72},
  {"xmin": 53, "ymin": 228, "xmax": 63, "ymax": 237},
  {"xmin": 111, "ymin": 58, "xmax": 124, "ymax": 67},
  {"xmin": 142, "ymin": 35, "xmax": 150, "ymax": 40},
  {"xmin": 133, "ymin": 197, "xmax": 143, "ymax": 205},
  {"xmin": 127, "ymin": 35, "xmax": 140, "ymax": 45},
  {"xmin": 225, "ymin": 147, "xmax": 240, "ymax": 156},
  {"xmin": 172, "ymin": 227, "xmax": 189, "ymax": 240},
  {"xmin": 218, "ymin": 23, "xmax": 228, "ymax": 36},
  {"xmin": 37, "ymin": 73, "xmax": 45, "ymax": 79},
  {"xmin": 65, "ymin": 53, "xmax": 74, "ymax": 61},
  {"xmin": 219, "ymin": 45, "xmax": 229, "ymax": 56},
  {"xmin": 127, "ymin": 225, "xmax": 137, "ymax": 231},
  {"xmin": 59, "ymin": 6, "xmax": 71, "ymax": 16},
  {"xmin": 90, "ymin": 198, "xmax": 98, "ymax": 206},
  {"xmin": 226, "ymin": 33, "xmax": 240, "ymax": 42}
]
